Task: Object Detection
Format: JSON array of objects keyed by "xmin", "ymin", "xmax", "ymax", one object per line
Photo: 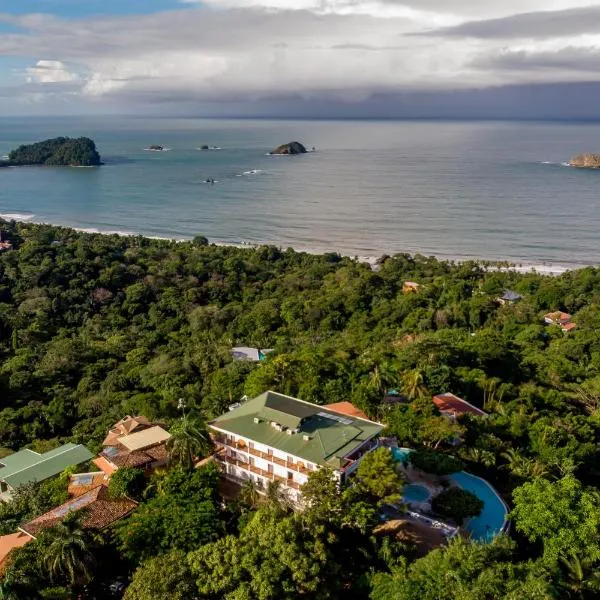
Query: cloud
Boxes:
[
  {"xmin": 3, "ymin": 1, "xmax": 600, "ymax": 115},
  {"xmin": 26, "ymin": 60, "xmax": 78, "ymax": 83},
  {"xmin": 426, "ymin": 5, "xmax": 600, "ymax": 40}
]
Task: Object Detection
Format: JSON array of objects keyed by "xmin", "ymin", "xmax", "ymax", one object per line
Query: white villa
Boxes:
[{"xmin": 209, "ymin": 391, "xmax": 384, "ymax": 504}]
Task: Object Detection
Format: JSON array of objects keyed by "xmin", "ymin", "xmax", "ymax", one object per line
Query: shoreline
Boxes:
[{"xmin": 0, "ymin": 212, "xmax": 581, "ymax": 276}]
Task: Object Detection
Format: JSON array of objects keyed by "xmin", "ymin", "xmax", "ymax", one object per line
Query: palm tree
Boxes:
[
  {"xmin": 167, "ymin": 414, "xmax": 211, "ymax": 470},
  {"xmin": 265, "ymin": 480, "xmax": 292, "ymax": 514},
  {"xmin": 402, "ymin": 369, "xmax": 428, "ymax": 400},
  {"xmin": 42, "ymin": 512, "xmax": 97, "ymax": 588},
  {"xmin": 239, "ymin": 479, "xmax": 260, "ymax": 510},
  {"xmin": 560, "ymin": 553, "xmax": 600, "ymax": 597}
]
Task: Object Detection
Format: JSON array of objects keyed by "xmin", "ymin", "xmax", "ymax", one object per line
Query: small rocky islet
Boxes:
[
  {"xmin": 568, "ymin": 153, "xmax": 600, "ymax": 168},
  {"xmin": 270, "ymin": 141, "xmax": 307, "ymax": 155}
]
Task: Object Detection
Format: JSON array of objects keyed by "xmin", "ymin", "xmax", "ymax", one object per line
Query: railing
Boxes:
[
  {"xmin": 213, "ymin": 435, "xmax": 312, "ymax": 475},
  {"xmin": 216, "ymin": 453, "xmax": 300, "ymax": 490}
]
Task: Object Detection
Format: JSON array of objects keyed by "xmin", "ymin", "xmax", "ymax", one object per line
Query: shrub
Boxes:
[
  {"xmin": 108, "ymin": 467, "xmax": 146, "ymax": 500},
  {"xmin": 410, "ymin": 449, "xmax": 464, "ymax": 475},
  {"xmin": 431, "ymin": 488, "xmax": 483, "ymax": 524}
]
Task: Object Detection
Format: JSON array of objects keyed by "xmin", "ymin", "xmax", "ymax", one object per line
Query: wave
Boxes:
[
  {"xmin": 539, "ymin": 160, "xmax": 571, "ymax": 168},
  {"xmin": 144, "ymin": 147, "xmax": 171, "ymax": 152},
  {"xmin": 238, "ymin": 169, "xmax": 265, "ymax": 176},
  {"xmin": 0, "ymin": 212, "xmax": 35, "ymax": 222}
]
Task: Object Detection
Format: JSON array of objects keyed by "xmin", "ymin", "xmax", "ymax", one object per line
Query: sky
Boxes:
[{"xmin": 1, "ymin": 0, "xmax": 600, "ymax": 118}]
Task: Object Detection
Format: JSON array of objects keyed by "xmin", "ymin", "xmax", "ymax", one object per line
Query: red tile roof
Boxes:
[
  {"xmin": 544, "ymin": 311, "xmax": 571, "ymax": 324},
  {"xmin": 20, "ymin": 485, "xmax": 137, "ymax": 538},
  {"xmin": 326, "ymin": 401, "xmax": 369, "ymax": 421},
  {"xmin": 432, "ymin": 393, "xmax": 487, "ymax": 417},
  {"xmin": 562, "ymin": 322, "xmax": 577, "ymax": 332},
  {"xmin": 68, "ymin": 472, "xmax": 108, "ymax": 498},
  {"xmin": 93, "ymin": 456, "xmax": 118, "ymax": 476}
]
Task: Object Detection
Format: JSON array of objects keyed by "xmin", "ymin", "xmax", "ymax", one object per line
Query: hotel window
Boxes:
[
  {"xmin": 287, "ymin": 455, "xmax": 294, "ymax": 464},
  {"xmin": 248, "ymin": 441, "xmax": 254, "ymax": 450},
  {"xmin": 287, "ymin": 471, "xmax": 294, "ymax": 480}
]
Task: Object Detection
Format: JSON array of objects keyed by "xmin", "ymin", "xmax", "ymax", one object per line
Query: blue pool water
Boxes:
[
  {"xmin": 449, "ymin": 472, "xmax": 507, "ymax": 542},
  {"xmin": 403, "ymin": 484, "xmax": 431, "ymax": 503},
  {"xmin": 392, "ymin": 447, "xmax": 507, "ymax": 541}
]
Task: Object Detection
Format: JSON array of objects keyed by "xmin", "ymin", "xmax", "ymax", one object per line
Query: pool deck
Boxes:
[{"xmin": 393, "ymin": 447, "xmax": 509, "ymax": 541}]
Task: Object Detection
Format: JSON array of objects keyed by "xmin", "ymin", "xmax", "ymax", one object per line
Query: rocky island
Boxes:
[
  {"xmin": 270, "ymin": 141, "xmax": 307, "ymax": 155},
  {"xmin": 7, "ymin": 137, "xmax": 102, "ymax": 167},
  {"xmin": 568, "ymin": 153, "xmax": 600, "ymax": 168}
]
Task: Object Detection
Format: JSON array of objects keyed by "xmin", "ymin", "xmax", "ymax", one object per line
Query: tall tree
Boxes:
[
  {"xmin": 167, "ymin": 414, "xmax": 211, "ymax": 470},
  {"xmin": 42, "ymin": 513, "xmax": 97, "ymax": 588}
]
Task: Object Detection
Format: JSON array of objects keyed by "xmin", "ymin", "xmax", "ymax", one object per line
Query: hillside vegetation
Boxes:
[
  {"xmin": 7, "ymin": 137, "xmax": 101, "ymax": 166},
  {"xmin": 1, "ymin": 218, "xmax": 600, "ymax": 598}
]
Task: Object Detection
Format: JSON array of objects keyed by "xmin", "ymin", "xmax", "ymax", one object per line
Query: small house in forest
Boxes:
[
  {"xmin": 432, "ymin": 393, "xmax": 488, "ymax": 419},
  {"xmin": 402, "ymin": 282, "xmax": 421, "ymax": 294},
  {"xmin": 496, "ymin": 290, "xmax": 522, "ymax": 306}
]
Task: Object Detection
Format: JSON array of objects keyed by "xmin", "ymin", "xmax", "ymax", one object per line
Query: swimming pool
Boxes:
[
  {"xmin": 403, "ymin": 483, "xmax": 431, "ymax": 503},
  {"xmin": 392, "ymin": 447, "xmax": 508, "ymax": 541}
]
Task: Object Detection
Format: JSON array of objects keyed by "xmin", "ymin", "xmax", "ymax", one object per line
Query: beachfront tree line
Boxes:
[{"xmin": 1, "ymin": 218, "xmax": 600, "ymax": 597}]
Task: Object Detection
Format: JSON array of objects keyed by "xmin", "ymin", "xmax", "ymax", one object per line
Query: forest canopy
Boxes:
[
  {"xmin": 2, "ymin": 218, "xmax": 600, "ymax": 597},
  {"xmin": 7, "ymin": 137, "xmax": 102, "ymax": 167}
]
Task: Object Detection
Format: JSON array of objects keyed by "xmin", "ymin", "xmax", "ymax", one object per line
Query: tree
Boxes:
[
  {"xmin": 116, "ymin": 464, "xmax": 222, "ymax": 562},
  {"xmin": 189, "ymin": 508, "xmax": 348, "ymax": 599},
  {"xmin": 108, "ymin": 466, "xmax": 146, "ymax": 500},
  {"xmin": 409, "ymin": 449, "xmax": 464, "ymax": 476},
  {"xmin": 123, "ymin": 550, "xmax": 196, "ymax": 600},
  {"xmin": 431, "ymin": 488, "xmax": 483, "ymax": 525},
  {"xmin": 166, "ymin": 415, "xmax": 211, "ymax": 470},
  {"xmin": 356, "ymin": 448, "xmax": 403, "ymax": 506},
  {"xmin": 42, "ymin": 512, "xmax": 97, "ymax": 588},
  {"xmin": 402, "ymin": 369, "xmax": 428, "ymax": 400},
  {"xmin": 369, "ymin": 536, "xmax": 556, "ymax": 600},
  {"xmin": 559, "ymin": 553, "xmax": 600, "ymax": 598},
  {"xmin": 511, "ymin": 475, "xmax": 600, "ymax": 565}
]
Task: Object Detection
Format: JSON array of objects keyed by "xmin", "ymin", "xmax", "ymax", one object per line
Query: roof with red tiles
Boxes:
[
  {"xmin": 544, "ymin": 311, "xmax": 571, "ymax": 324},
  {"xmin": 68, "ymin": 472, "xmax": 108, "ymax": 498},
  {"xmin": 562, "ymin": 322, "xmax": 577, "ymax": 332},
  {"xmin": 20, "ymin": 485, "xmax": 137, "ymax": 538},
  {"xmin": 432, "ymin": 393, "xmax": 488, "ymax": 418},
  {"xmin": 326, "ymin": 401, "xmax": 369, "ymax": 421}
]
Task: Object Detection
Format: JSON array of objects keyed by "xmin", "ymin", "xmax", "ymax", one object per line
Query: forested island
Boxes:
[
  {"xmin": 1, "ymin": 219, "xmax": 600, "ymax": 598},
  {"xmin": 5, "ymin": 137, "xmax": 102, "ymax": 167}
]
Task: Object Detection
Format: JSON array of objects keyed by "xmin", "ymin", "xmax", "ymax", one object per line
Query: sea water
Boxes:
[{"xmin": 1, "ymin": 116, "xmax": 599, "ymax": 269}]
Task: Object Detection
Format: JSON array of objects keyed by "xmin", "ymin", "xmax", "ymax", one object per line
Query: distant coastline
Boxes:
[{"xmin": 0, "ymin": 212, "xmax": 575, "ymax": 276}]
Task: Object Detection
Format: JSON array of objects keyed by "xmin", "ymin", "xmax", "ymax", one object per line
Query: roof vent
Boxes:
[
  {"xmin": 286, "ymin": 428, "xmax": 298, "ymax": 435},
  {"xmin": 253, "ymin": 417, "xmax": 261, "ymax": 424},
  {"xmin": 303, "ymin": 434, "xmax": 311, "ymax": 441}
]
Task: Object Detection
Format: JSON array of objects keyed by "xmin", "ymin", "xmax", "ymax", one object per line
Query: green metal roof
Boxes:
[
  {"xmin": 210, "ymin": 391, "xmax": 384, "ymax": 469},
  {"xmin": 0, "ymin": 443, "xmax": 94, "ymax": 490}
]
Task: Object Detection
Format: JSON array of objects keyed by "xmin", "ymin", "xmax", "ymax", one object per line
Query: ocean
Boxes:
[{"xmin": 1, "ymin": 116, "xmax": 599, "ymax": 270}]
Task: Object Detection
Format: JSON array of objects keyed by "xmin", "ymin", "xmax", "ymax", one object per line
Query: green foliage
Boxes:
[
  {"xmin": 116, "ymin": 464, "xmax": 222, "ymax": 562},
  {"xmin": 431, "ymin": 488, "xmax": 484, "ymax": 524},
  {"xmin": 8, "ymin": 137, "xmax": 101, "ymax": 166},
  {"xmin": 188, "ymin": 508, "xmax": 346, "ymax": 599},
  {"xmin": 369, "ymin": 536, "xmax": 556, "ymax": 600},
  {"xmin": 0, "ymin": 473, "xmax": 69, "ymax": 535},
  {"xmin": 166, "ymin": 415, "xmax": 211, "ymax": 470},
  {"xmin": 409, "ymin": 449, "xmax": 464, "ymax": 475},
  {"xmin": 123, "ymin": 550, "xmax": 196, "ymax": 600},
  {"xmin": 356, "ymin": 447, "xmax": 404, "ymax": 505},
  {"xmin": 108, "ymin": 466, "xmax": 146, "ymax": 500},
  {"xmin": 511, "ymin": 475, "xmax": 600, "ymax": 565}
]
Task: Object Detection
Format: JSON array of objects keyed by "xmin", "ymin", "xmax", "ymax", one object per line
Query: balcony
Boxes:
[
  {"xmin": 216, "ymin": 438, "xmax": 312, "ymax": 475},
  {"xmin": 216, "ymin": 453, "xmax": 301, "ymax": 490}
]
